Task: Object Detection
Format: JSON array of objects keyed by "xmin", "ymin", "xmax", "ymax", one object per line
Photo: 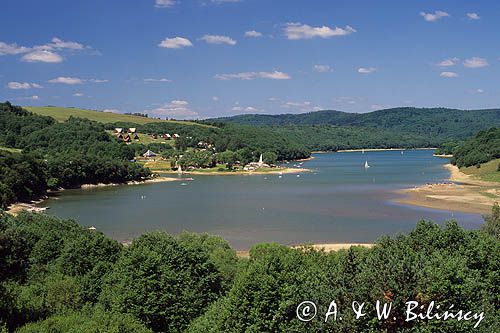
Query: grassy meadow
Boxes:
[{"xmin": 462, "ymin": 158, "xmax": 500, "ymax": 182}]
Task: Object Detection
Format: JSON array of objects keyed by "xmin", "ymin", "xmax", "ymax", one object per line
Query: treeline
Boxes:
[
  {"xmin": 451, "ymin": 127, "xmax": 500, "ymax": 168},
  {"xmin": 210, "ymin": 107, "xmax": 500, "ymax": 142},
  {"xmin": 0, "ymin": 208, "xmax": 499, "ymax": 332},
  {"xmin": 271, "ymin": 124, "xmax": 436, "ymax": 151},
  {"xmin": 0, "ymin": 102, "xmax": 152, "ymax": 209}
]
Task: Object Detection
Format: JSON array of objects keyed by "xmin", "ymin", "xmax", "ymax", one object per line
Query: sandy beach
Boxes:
[
  {"xmin": 337, "ymin": 147, "xmax": 437, "ymax": 153},
  {"xmin": 236, "ymin": 243, "xmax": 373, "ymax": 258},
  {"xmin": 395, "ymin": 164, "xmax": 499, "ymax": 215}
]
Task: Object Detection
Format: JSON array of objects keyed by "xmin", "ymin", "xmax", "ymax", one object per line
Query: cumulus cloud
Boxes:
[
  {"xmin": 200, "ymin": 35, "xmax": 237, "ymax": 45},
  {"xmin": 212, "ymin": 96, "xmax": 219, "ymax": 102},
  {"xmin": 215, "ymin": 71, "xmax": 291, "ymax": 80},
  {"xmin": 358, "ymin": 67, "xmax": 376, "ymax": 74},
  {"xmin": 420, "ymin": 11, "xmax": 450, "ymax": 22},
  {"xmin": 436, "ymin": 57, "xmax": 459, "ymax": 67},
  {"xmin": 313, "ymin": 64, "xmax": 332, "ymax": 73},
  {"xmin": 231, "ymin": 106, "xmax": 262, "ymax": 113},
  {"xmin": 21, "ymin": 50, "xmax": 63, "ymax": 63},
  {"xmin": 284, "ymin": 23, "xmax": 355, "ymax": 40},
  {"xmin": 18, "ymin": 95, "xmax": 39, "ymax": 101},
  {"xmin": 146, "ymin": 100, "xmax": 199, "ymax": 119},
  {"xmin": 158, "ymin": 37, "xmax": 193, "ymax": 49},
  {"xmin": 280, "ymin": 101, "xmax": 321, "ymax": 112},
  {"xmin": 0, "ymin": 42, "xmax": 30, "ymax": 55},
  {"xmin": 144, "ymin": 78, "xmax": 172, "ymax": 82},
  {"xmin": 155, "ymin": 0, "xmax": 176, "ymax": 8},
  {"xmin": 48, "ymin": 77, "xmax": 83, "ymax": 84},
  {"xmin": 48, "ymin": 37, "xmax": 84, "ymax": 50},
  {"xmin": 1, "ymin": 38, "xmax": 90, "ymax": 63},
  {"xmin": 463, "ymin": 57, "xmax": 488, "ymax": 68},
  {"xmin": 440, "ymin": 71, "xmax": 458, "ymax": 78},
  {"xmin": 467, "ymin": 12, "xmax": 480, "ymax": 20},
  {"xmin": 73, "ymin": 92, "xmax": 84, "ymax": 97},
  {"xmin": 7, "ymin": 82, "xmax": 42, "ymax": 89},
  {"xmin": 244, "ymin": 30, "xmax": 262, "ymax": 38}
]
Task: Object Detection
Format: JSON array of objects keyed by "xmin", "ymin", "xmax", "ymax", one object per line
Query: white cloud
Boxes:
[
  {"xmin": 436, "ymin": 57, "xmax": 459, "ymax": 67},
  {"xmin": 21, "ymin": 50, "xmax": 63, "ymax": 63},
  {"xmin": 48, "ymin": 77, "xmax": 83, "ymax": 84},
  {"xmin": 7, "ymin": 82, "xmax": 42, "ymax": 89},
  {"xmin": 103, "ymin": 109, "xmax": 120, "ymax": 113},
  {"xmin": 49, "ymin": 37, "xmax": 84, "ymax": 50},
  {"xmin": 358, "ymin": 67, "xmax": 376, "ymax": 74},
  {"xmin": 476, "ymin": 88, "xmax": 484, "ymax": 93},
  {"xmin": 212, "ymin": 96, "xmax": 219, "ymax": 102},
  {"xmin": 284, "ymin": 23, "xmax": 356, "ymax": 40},
  {"xmin": 18, "ymin": 95, "xmax": 39, "ymax": 101},
  {"xmin": 463, "ymin": 57, "xmax": 488, "ymax": 68},
  {"xmin": 146, "ymin": 100, "xmax": 199, "ymax": 119},
  {"xmin": 215, "ymin": 71, "xmax": 291, "ymax": 80},
  {"xmin": 0, "ymin": 42, "xmax": 30, "ymax": 55},
  {"xmin": 244, "ymin": 30, "xmax": 262, "ymax": 38},
  {"xmin": 440, "ymin": 71, "xmax": 458, "ymax": 78},
  {"xmin": 231, "ymin": 106, "xmax": 262, "ymax": 113},
  {"xmin": 313, "ymin": 64, "xmax": 332, "ymax": 73},
  {"xmin": 155, "ymin": 0, "xmax": 176, "ymax": 8},
  {"xmin": 200, "ymin": 35, "xmax": 237, "ymax": 45},
  {"xmin": 158, "ymin": 37, "xmax": 193, "ymax": 49},
  {"xmin": 467, "ymin": 12, "xmax": 480, "ymax": 20},
  {"xmin": 280, "ymin": 101, "xmax": 321, "ymax": 112},
  {"xmin": 420, "ymin": 11, "xmax": 450, "ymax": 22},
  {"xmin": 73, "ymin": 92, "xmax": 84, "ymax": 97},
  {"xmin": 88, "ymin": 78, "xmax": 108, "ymax": 83},
  {"xmin": 143, "ymin": 78, "xmax": 172, "ymax": 82}
]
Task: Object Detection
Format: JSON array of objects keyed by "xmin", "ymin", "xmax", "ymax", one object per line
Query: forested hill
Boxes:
[{"xmin": 209, "ymin": 107, "xmax": 500, "ymax": 140}]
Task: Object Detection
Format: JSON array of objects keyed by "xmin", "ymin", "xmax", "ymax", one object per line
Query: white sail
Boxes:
[
  {"xmin": 362, "ymin": 148, "xmax": 365, "ymax": 154},
  {"xmin": 364, "ymin": 160, "xmax": 370, "ymax": 168},
  {"xmin": 178, "ymin": 164, "xmax": 183, "ymax": 174},
  {"xmin": 258, "ymin": 154, "xmax": 263, "ymax": 165}
]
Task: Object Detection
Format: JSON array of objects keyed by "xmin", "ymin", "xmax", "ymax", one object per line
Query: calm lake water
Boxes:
[{"xmin": 44, "ymin": 150, "xmax": 483, "ymax": 249}]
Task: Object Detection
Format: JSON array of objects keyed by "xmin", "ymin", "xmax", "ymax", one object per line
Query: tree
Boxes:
[
  {"xmin": 482, "ymin": 202, "xmax": 500, "ymax": 239},
  {"xmin": 100, "ymin": 232, "xmax": 225, "ymax": 332}
]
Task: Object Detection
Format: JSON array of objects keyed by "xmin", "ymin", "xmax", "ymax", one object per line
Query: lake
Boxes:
[{"xmin": 43, "ymin": 150, "xmax": 483, "ymax": 249}]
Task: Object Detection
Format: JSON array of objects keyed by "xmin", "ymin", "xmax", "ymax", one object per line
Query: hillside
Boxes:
[
  {"xmin": 210, "ymin": 107, "xmax": 500, "ymax": 141},
  {"xmin": 25, "ymin": 106, "xmax": 210, "ymax": 127}
]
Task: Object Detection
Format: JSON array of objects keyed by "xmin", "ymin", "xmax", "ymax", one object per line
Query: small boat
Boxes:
[
  {"xmin": 362, "ymin": 148, "xmax": 365, "ymax": 154},
  {"xmin": 364, "ymin": 160, "xmax": 370, "ymax": 169}
]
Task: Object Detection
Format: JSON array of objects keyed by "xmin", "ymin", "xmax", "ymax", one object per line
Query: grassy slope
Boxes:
[
  {"xmin": 462, "ymin": 158, "xmax": 500, "ymax": 182},
  {"xmin": 25, "ymin": 106, "xmax": 209, "ymax": 127}
]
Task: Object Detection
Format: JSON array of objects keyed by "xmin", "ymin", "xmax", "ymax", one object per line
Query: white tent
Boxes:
[{"xmin": 143, "ymin": 150, "xmax": 157, "ymax": 158}]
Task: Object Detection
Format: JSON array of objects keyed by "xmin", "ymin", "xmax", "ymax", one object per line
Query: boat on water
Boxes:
[{"xmin": 364, "ymin": 160, "xmax": 370, "ymax": 168}]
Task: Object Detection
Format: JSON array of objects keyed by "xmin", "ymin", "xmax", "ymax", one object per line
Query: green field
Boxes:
[
  {"xmin": 25, "ymin": 106, "xmax": 210, "ymax": 127},
  {"xmin": 462, "ymin": 158, "xmax": 500, "ymax": 182}
]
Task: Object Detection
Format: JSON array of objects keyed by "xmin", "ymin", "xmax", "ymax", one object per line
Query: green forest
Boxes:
[
  {"xmin": 451, "ymin": 128, "xmax": 500, "ymax": 168},
  {"xmin": 0, "ymin": 207, "xmax": 498, "ymax": 332}
]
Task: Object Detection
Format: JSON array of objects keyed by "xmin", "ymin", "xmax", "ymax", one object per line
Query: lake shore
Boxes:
[
  {"xmin": 236, "ymin": 243, "xmax": 373, "ymax": 258},
  {"xmin": 395, "ymin": 164, "xmax": 499, "ymax": 215},
  {"xmin": 5, "ymin": 176, "xmax": 184, "ymax": 216},
  {"xmin": 337, "ymin": 147, "xmax": 437, "ymax": 153},
  {"xmin": 159, "ymin": 167, "xmax": 310, "ymax": 176}
]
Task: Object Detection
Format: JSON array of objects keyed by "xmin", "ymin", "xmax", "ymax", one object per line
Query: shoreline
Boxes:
[
  {"xmin": 5, "ymin": 176, "xmax": 185, "ymax": 216},
  {"xmin": 236, "ymin": 243, "xmax": 373, "ymax": 258},
  {"xmin": 395, "ymin": 164, "xmax": 499, "ymax": 215},
  {"xmin": 336, "ymin": 147, "xmax": 437, "ymax": 153},
  {"xmin": 158, "ymin": 167, "xmax": 310, "ymax": 176}
]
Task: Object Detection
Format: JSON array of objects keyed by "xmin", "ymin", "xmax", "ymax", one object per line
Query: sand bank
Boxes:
[
  {"xmin": 337, "ymin": 148, "xmax": 437, "ymax": 153},
  {"xmin": 161, "ymin": 167, "xmax": 310, "ymax": 176},
  {"xmin": 395, "ymin": 164, "xmax": 499, "ymax": 215},
  {"xmin": 236, "ymin": 243, "xmax": 373, "ymax": 258}
]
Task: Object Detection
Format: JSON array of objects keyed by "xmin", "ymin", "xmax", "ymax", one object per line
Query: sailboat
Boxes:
[
  {"xmin": 177, "ymin": 164, "xmax": 183, "ymax": 174},
  {"xmin": 364, "ymin": 160, "xmax": 370, "ymax": 169},
  {"xmin": 362, "ymin": 148, "xmax": 365, "ymax": 154}
]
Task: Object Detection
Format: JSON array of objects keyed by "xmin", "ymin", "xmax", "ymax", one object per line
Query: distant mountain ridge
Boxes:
[{"xmin": 208, "ymin": 107, "xmax": 500, "ymax": 140}]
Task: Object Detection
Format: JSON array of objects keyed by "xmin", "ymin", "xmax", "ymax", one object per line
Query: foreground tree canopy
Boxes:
[{"xmin": 0, "ymin": 209, "xmax": 498, "ymax": 332}]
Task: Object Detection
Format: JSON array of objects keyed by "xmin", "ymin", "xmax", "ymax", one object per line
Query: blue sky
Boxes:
[{"xmin": 1, "ymin": 0, "xmax": 499, "ymax": 119}]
